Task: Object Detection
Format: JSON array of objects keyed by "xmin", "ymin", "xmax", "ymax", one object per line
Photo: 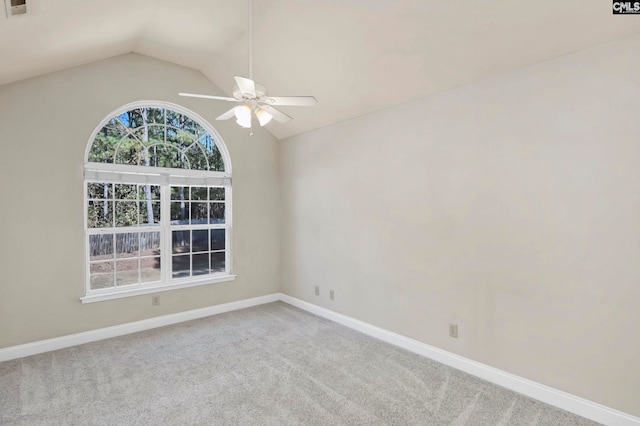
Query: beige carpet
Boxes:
[{"xmin": 0, "ymin": 302, "xmax": 599, "ymax": 425}]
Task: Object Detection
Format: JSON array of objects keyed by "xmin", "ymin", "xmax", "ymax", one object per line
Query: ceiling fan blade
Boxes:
[
  {"xmin": 179, "ymin": 92, "xmax": 237, "ymax": 102},
  {"xmin": 265, "ymin": 96, "xmax": 317, "ymax": 106},
  {"xmin": 216, "ymin": 106, "xmax": 238, "ymax": 121},
  {"xmin": 234, "ymin": 76, "xmax": 257, "ymax": 98},
  {"xmin": 260, "ymin": 105, "xmax": 293, "ymax": 124}
]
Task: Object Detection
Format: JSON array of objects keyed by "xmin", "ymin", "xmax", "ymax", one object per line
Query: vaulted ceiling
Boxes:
[{"xmin": 1, "ymin": 0, "xmax": 638, "ymax": 139}]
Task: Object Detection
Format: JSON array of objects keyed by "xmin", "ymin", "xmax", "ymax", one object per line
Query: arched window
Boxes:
[{"xmin": 82, "ymin": 102, "xmax": 234, "ymax": 303}]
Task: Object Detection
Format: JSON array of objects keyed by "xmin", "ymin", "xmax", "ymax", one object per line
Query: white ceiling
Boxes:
[{"xmin": 1, "ymin": 0, "xmax": 638, "ymax": 139}]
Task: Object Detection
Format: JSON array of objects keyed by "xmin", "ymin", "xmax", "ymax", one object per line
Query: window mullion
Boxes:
[
  {"xmin": 161, "ymin": 185, "xmax": 172, "ymax": 283},
  {"xmin": 84, "ymin": 181, "xmax": 90, "ymax": 294},
  {"xmin": 225, "ymin": 186, "xmax": 232, "ymax": 275}
]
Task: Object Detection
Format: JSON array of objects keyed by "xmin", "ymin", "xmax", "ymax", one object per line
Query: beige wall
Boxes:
[
  {"xmin": 0, "ymin": 53, "xmax": 281, "ymax": 348},
  {"xmin": 280, "ymin": 35, "xmax": 640, "ymax": 416},
  {"xmin": 1, "ymin": 37, "xmax": 639, "ymax": 417}
]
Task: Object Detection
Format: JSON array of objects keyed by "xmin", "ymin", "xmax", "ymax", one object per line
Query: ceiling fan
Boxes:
[{"xmin": 179, "ymin": 0, "xmax": 316, "ymax": 130}]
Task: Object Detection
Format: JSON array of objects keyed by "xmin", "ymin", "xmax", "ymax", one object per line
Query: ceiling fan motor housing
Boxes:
[{"xmin": 233, "ymin": 83, "xmax": 268, "ymax": 101}]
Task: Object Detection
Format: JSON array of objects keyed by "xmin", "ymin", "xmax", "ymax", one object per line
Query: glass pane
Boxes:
[
  {"xmin": 89, "ymin": 234, "xmax": 113, "ymax": 262},
  {"xmin": 87, "ymin": 182, "xmax": 112, "ymax": 200},
  {"xmin": 109, "ymin": 117, "xmax": 129, "ymax": 133},
  {"xmin": 87, "ymin": 200, "xmax": 113, "ymax": 228},
  {"xmin": 116, "ymin": 233, "xmax": 139, "ymax": 258},
  {"xmin": 140, "ymin": 231, "xmax": 161, "ymax": 257},
  {"xmin": 165, "ymin": 110, "xmax": 180, "ymax": 127},
  {"xmin": 209, "ymin": 187, "xmax": 225, "ymax": 201},
  {"xmin": 191, "ymin": 202, "xmax": 207, "ymax": 223},
  {"xmin": 143, "ymin": 108, "xmax": 164, "ymax": 124},
  {"xmin": 192, "ymin": 230, "xmax": 208, "ymax": 252},
  {"xmin": 138, "ymin": 184, "xmax": 160, "ymax": 200},
  {"xmin": 141, "ymin": 257, "xmax": 161, "ymax": 283},
  {"xmin": 191, "ymin": 186, "xmax": 208, "ymax": 201},
  {"xmin": 210, "ymin": 229, "xmax": 225, "ymax": 251},
  {"xmin": 171, "ymin": 186, "xmax": 189, "ymax": 200},
  {"xmin": 115, "ymin": 137, "xmax": 143, "ymax": 166},
  {"xmin": 200, "ymin": 135, "xmax": 224, "ymax": 171},
  {"xmin": 193, "ymin": 253, "xmax": 209, "ymax": 276},
  {"xmin": 170, "ymin": 202, "xmax": 190, "ymax": 224},
  {"xmin": 147, "ymin": 144, "xmax": 186, "ymax": 169},
  {"xmin": 172, "ymin": 255, "xmax": 190, "ymax": 279},
  {"xmin": 172, "ymin": 230, "xmax": 190, "ymax": 254},
  {"xmin": 114, "ymin": 184, "xmax": 137, "ymax": 200},
  {"xmin": 118, "ymin": 109, "xmax": 144, "ymax": 129},
  {"xmin": 88, "ymin": 119, "xmax": 125, "ymax": 163},
  {"xmin": 176, "ymin": 113, "xmax": 202, "ymax": 135},
  {"xmin": 184, "ymin": 144, "xmax": 208, "ymax": 170},
  {"xmin": 137, "ymin": 125, "xmax": 164, "ymax": 146},
  {"xmin": 116, "ymin": 259, "xmax": 139, "ymax": 286},
  {"xmin": 210, "ymin": 252, "xmax": 225, "ymax": 273},
  {"xmin": 166, "ymin": 127, "xmax": 196, "ymax": 152},
  {"xmin": 115, "ymin": 201, "xmax": 138, "ymax": 227},
  {"xmin": 191, "ymin": 122, "xmax": 206, "ymax": 138},
  {"xmin": 139, "ymin": 201, "xmax": 160, "ymax": 225},
  {"xmin": 209, "ymin": 202, "xmax": 225, "ymax": 224},
  {"xmin": 90, "ymin": 261, "xmax": 114, "ymax": 289},
  {"xmin": 145, "ymin": 108, "xmax": 165, "ymax": 124}
]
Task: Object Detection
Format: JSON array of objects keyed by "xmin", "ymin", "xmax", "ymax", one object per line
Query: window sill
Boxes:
[{"xmin": 79, "ymin": 274, "xmax": 237, "ymax": 304}]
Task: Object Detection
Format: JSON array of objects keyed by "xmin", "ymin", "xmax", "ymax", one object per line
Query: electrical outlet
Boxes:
[
  {"xmin": 449, "ymin": 324, "xmax": 458, "ymax": 338},
  {"xmin": 5, "ymin": 0, "xmax": 28, "ymax": 17},
  {"xmin": 152, "ymin": 296, "xmax": 160, "ymax": 306},
  {"xmin": 329, "ymin": 290, "xmax": 335, "ymax": 301},
  {"xmin": 315, "ymin": 286, "xmax": 319, "ymax": 296}
]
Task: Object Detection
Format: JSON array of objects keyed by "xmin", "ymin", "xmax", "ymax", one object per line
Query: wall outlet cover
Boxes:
[{"xmin": 449, "ymin": 324, "xmax": 458, "ymax": 338}]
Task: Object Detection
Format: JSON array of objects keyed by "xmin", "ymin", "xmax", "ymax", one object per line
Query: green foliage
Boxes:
[
  {"xmin": 115, "ymin": 137, "xmax": 144, "ymax": 166},
  {"xmin": 134, "ymin": 125, "xmax": 164, "ymax": 146},
  {"xmin": 87, "ymin": 200, "xmax": 113, "ymax": 228},
  {"xmin": 191, "ymin": 202, "xmax": 208, "ymax": 222},
  {"xmin": 209, "ymin": 202, "xmax": 225, "ymax": 223},
  {"xmin": 166, "ymin": 127, "xmax": 195, "ymax": 152},
  {"xmin": 191, "ymin": 187, "xmax": 208, "ymax": 200},
  {"xmin": 209, "ymin": 187, "xmax": 225, "ymax": 200},
  {"xmin": 148, "ymin": 145, "xmax": 186, "ymax": 169},
  {"xmin": 171, "ymin": 186, "xmax": 189, "ymax": 200},
  {"xmin": 87, "ymin": 183, "xmax": 162, "ymax": 229},
  {"xmin": 88, "ymin": 119, "xmax": 126, "ymax": 163},
  {"xmin": 115, "ymin": 184, "xmax": 137, "ymax": 199},
  {"xmin": 139, "ymin": 201, "xmax": 161, "ymax": 225},
  {"xmin": 185, "ymin": 144, "xmax": 208, "ymax": 170},
  {"xmin": 144, "ymin": 108, "xmax": 165, "ymax": 124},
  {"xmin": 171, "ymin": 201, "xmax": 190, "ymax": 223},
  {"xmin": 88, "ymin": 107, "xmax": 225, "ymax": 172},
  {"xmin": 200, "ymin": 134, "xmax": 224, "ymax": 171},
  {"xmin": 115, "ymin": 201, "xmax": 137, "ymax": 227}
]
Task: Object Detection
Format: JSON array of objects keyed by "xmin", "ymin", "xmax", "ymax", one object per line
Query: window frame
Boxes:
[{"xmin": 80, "ymin": 101, "xmax": 235, "ymax": 304}]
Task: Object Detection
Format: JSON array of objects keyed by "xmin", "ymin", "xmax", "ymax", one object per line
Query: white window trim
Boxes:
[
  {"xmin": 81, "ymin": 101, "xmax": 235, "ymax": 303},
  {"xmin": 80, "ymin": 274, "xmax": 237, "ymax": 304}
]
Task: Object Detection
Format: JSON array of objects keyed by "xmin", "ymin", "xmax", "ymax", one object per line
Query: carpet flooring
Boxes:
[{"xmin": 0, "ymin": 302, "xmax": 599, "ymax": 425}]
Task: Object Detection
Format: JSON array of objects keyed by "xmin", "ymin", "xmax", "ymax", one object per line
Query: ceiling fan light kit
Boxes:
[
  {"xmin": 179, "ymin": 0, "xmax": 316, "ymax": 133},
  {"xmin": 255, "ymin": 107, "xmax": 273, "ymax": 126},
  {"xmin": 234, "ymin": 104, "xmax": 253, "ymax": 128}
]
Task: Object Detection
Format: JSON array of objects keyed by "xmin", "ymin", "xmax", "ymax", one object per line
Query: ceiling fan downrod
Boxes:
[{"xmin": 177, "ymin": 0, "xmax": 317, "ymax": 131}]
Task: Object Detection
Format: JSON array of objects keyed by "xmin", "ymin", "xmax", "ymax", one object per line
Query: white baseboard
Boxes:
[
  {"xmin": 278, "ymin": 294, "xmax": 640, "ymax": 426},
  {"xmin": 1, "ymin": 292, "xmax": 637, "ymax": 426},
  {"xmin": 0, "ymin": 293, "xmax": 279, "ymax": 363}
]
